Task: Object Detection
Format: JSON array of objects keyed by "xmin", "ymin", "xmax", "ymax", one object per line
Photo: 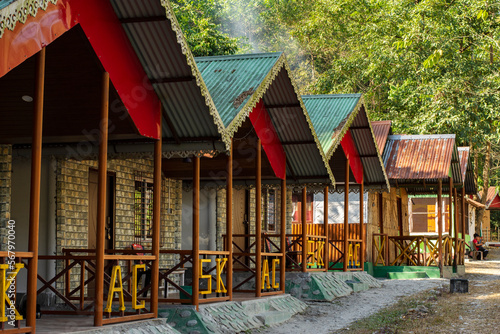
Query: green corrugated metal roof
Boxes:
[
  {"xmin": 0, "ymin": 0, "xmax": 15, "ymax": 10},
  {"xmin": 302, "ymin": 94, "xmax": 361, "ymax": 154},
  {"xmin": 195, "ymin": 53, "xmax": 282, "ymax": 128}
]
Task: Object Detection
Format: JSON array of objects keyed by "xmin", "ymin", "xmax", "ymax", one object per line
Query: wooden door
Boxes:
[{"xmin": 232, "ymin": 189, "xmax": 249, "ymax": 268}]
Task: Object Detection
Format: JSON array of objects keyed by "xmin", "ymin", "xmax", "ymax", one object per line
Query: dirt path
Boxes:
[{"xmin": 252, "ymin": 277, "xmax": 444, "ymax": 334}]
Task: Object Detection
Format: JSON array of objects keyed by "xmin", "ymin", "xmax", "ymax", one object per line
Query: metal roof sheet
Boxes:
[
  {"xmin": 383, "ymin": 134, "xmax": 462, "ymax": 183},
  {"xmin": 110, "ymin": 0, "xmax": 226, "ymax": 148},
  {"xmin": 481, "ymin": 187, "xmax": 500, "ymax": 209},
  {"xmin": 0, "ymin": 0, "xmax": 14, "ymax": 10},
  {"xmin": 195, "ymin": 53, "xmax": 281, "ymax": 128},
  {"xmin": 302, "ymin": 94, "xmax": 389, "ymax": 189},
  {"xmin": 194, "ymin": 53, "xmax": 335, "ymax": 185},
  {"xmin": 371, "ymin": 121, "xmax": 392, "ymax": 153},
  {"xmin": 302, "ymin": 94, "xmax": 361, "ymax": 154}
]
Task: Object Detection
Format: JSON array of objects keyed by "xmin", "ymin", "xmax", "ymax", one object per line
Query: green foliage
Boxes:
[{"xmin": 171, "ymin": 0, "xmax": 239, "ymax": 56}]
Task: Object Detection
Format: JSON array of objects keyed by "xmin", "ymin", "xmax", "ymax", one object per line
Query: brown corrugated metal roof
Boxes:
[
  {"xmin": 371, "ymin": 121, "xmax": 392, "ymax": 153},
  {"xmin": 458, "ymin": 147, "xmax": 477, "ymax": 194},
  {"xmin": 480, "ymin": 187, "xmax": 500, "ymax": 209},
  {"xmin": 383, "ymin": 134, "xmax": 458, "ymax": 181}
]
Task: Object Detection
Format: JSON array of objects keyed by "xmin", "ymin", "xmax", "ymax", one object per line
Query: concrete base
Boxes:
[
  {"xmin": 71, "ymin": 319, "xmax": 180, "ymax": 334},
  {"xmin": 159, "ymin": 294, "xmax": 306, "ymax": 334},
  {"xmin": 285, "ymin": 271, "xmax": 381, "ymax": 302}
]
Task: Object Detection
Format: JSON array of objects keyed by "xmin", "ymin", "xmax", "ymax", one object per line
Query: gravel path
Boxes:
[{"xmin": 252, "ymin": 278, "xmax": 445, "ymax": 334}]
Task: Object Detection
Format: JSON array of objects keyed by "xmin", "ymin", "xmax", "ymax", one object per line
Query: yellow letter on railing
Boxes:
[
  {"xmin": 272, "ymin": 259, "xmax": 280, "ymax": 289},
  {"xmin": 132, "ymin": 264, "xmax": 145, "ymax": 310},
  {"xmin": 0, "ymin": 263, "xmax": 24, "ymax": 322},
  {"xmin": 307, "ymin": 240, "xmax": 316, "ymax": 266},
  {"xmin": 316, "ymin": 241, "xmax": 325, "ymax": 267},
  {"xmin": 261, "ymin": 259, "xmax": 270, "ymax": 290},
  {"xmin": 105, "ymin": 265, "xmax": 125, "ymax": 313},
  {"xmin": 348, "ymin": 244, "xmax": 354, "ymax": 267},
  {"xmin": 355, "ymin": 243, "xmax": 360, "ymax": 267},
  {"xmin": 200, "ymin": 259, "xmax": 212, "ymax": 295},
  {"xmin": 215, "ymin": 258, "xmax": 227, "ymax": 293}
]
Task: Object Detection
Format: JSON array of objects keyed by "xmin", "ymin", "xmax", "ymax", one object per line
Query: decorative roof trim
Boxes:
[
  {"xmin": 366, "ymin": 115, "xmax": 391, "ymax": 190},
  {"xmin": 221, "ymin": 53, "xmax": 335, "ymax": 186},
  {"xmin": 0, "ymin": 0, "xmax": 58, "ymax": 39},
  {"xmin": 160, "ymin": 0, "xmax": 228, "ymax": 150},
  {"xmin": 388, "ymin": 134, "xmax": 456, "ymax": 140}
]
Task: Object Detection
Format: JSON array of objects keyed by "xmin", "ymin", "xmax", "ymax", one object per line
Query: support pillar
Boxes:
[
  {"xmin": 437, "ymin": 179, "xmax": 443, "ymax": 272},
  {"xmin": 192, "ymin": 157, "xmax": 200, "ymax": 309},
  {"xmin": 280, "ymin": 163, "xmax": 286, "ymax": 292},
  {"xmin": 27, "ymin": 47, "xmax": 45, "ymax": 331},
  {"xmin": 461, "ymin": 188, "xmax": 466, "ymax": 241},
  {"xmin": 360, "ymin": 179, "xmax": 365, "ymax": 270},
  {"xmin": 151, "ymin": 134, "xmax": 162, "ymax": 316},
  {"xmin": 226, "ymin": 140, "xmax": 233, "ymax": 299},
  {"xmin": 448, "ymin": 177, "xmax": 453, "ymax": 266},
  {"xmin": 323, "ymin": 186, "xmax": 329, "ymax": 272},
  {"xmin": 343, "ymin": 158, "xmax": 350, "ymax": 272},
  {"xmin": 301, "ymin": 187, "xmax": 307, "ymax": 272},
  {"xmin": 454, "ymin": 188, "xmax": 459, "ymax": 266},
  {"xmin": 94, "ymin": 71, "xmax": 109, "ymax": 326},
  {"xmin": 255, "ymin": 139, "xmax": 262, "ymax": 297}
]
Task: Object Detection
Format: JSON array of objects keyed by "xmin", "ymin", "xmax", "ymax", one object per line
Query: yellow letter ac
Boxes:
[{"xmin": 105, "ymin": 265, "xmax": 125, "ymax": 313}]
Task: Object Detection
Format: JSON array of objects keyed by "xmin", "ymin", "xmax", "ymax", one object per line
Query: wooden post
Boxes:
[
  {"xmin": 437, "ymin": 179, "xmax": 443, "ymax": 272},
  {"xmin": 360, "ymin": 179, "xmax": 365, "ymax": 271},
  {"xmin": 226, "ymin": 139, "xmax": 233, "ymax": 299},
  {"xmin": 280, "ymin": 165, "xmax": 286, "ymax": 292},
  {"xmin": 454, "ymin": 187, "xmax": 459, "ymax": 267},
  {"xmin": 192, "ymin": 157, "xmax": 200, "ymax": 309},
  {"xmin": 151, "ymin": 135, "xmax": 162, "ymax": 316},
  {"xmin": 27, "ymin": 47, "xmax": 45, "ymax": 330},
  {"xmin": 301, "ymin": 187, "xmax": 307, "ymax": 272},
  {"xmin": 323, "ymin": 186, "xmax": 329, "ymax": 272},
  {"xmin": 379, "ymin": 193, "xmax": 384, "ymax": 234},
  {"xmin": 255, "ymin": 139, "xmax": 262, "ymax": 297},
  {"xmin": 343, "ymin": 158, "xmax": 350, "ymax": 272},
  {"xmin": 461, "ymin": 187, "xmax": 466, "ymax": 241},
  {"xmin": 448, "ymin": 177, "xmax": 453, "ymax": 266},
  {"xmin": 94, "ymin": 71, "xmax": 109, "ymax": 326}
]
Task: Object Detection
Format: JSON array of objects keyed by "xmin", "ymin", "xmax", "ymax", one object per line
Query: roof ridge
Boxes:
[{"xmin": 195, "ymin": 52, "xmax": 283, "ymax": 62}]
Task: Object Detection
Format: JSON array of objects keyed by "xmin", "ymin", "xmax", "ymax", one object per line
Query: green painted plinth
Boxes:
[
  {"xmin": 387, "ymin": 271, "xmax": 429, "ymax": 279},
  {"xmin": 372, "ymin": 265, "xmax": 440, "ymax": 279}
]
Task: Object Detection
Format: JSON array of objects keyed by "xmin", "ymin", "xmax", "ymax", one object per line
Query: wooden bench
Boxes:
[{"xmin": 469, "ymin": 241, "xmax": 483, "ymax": 261}]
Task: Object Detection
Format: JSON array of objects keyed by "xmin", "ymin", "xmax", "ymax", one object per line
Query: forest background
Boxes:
[{"xmin": 171, "ymin": 0, "xmax": 500, "ymax": 231}]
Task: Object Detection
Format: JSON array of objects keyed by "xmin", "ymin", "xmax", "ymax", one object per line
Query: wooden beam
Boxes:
[
  {"xmin": 323, "ymin": 186, "xmax": 329, "ymax": 272},
  {"xmin": 360, "ymin": 179, "xmax": 365, "ymax": 271},
  {"xmin": 343, "ymin": 158, "xmax": 350, "ymax": 272},
  {"xmin": 461, "ymin": 188, "xmax": 466, "ymax": 240},
  {"xmin": 448, "ymin": 177, "xmax": 453, "ymax": 266},
  {"xmin": 454, "ymin": 187, "xmax": 458, "ymax": 267},
  {"xmin": 437, "ymin": 179, "xmax": 443, "ymax": 273},
  {"xmin": 192, "ymin": 157, "xmax": 200, "ymax": 309},
  {"xmin": 151, "ymin": 134, "xmax": 162, "ymax": 316},
  {"xmin": 280, "ymin": 161, "xmax": 286, "ymax": 291},
  {"xmin": 255, "ymin": 139, "xmax": 262, "ymax": 297},
  {"xmin": 94, "ymin": 71, "xmax": 110, "ymax": 326},
  {"xmin": 301, "ymin": 187, "xmax": 307, "ymax": 272},
  {"xmin": 226, "ymin": 140, "xmax": 233, "ymax": 300},
  {"xmin": 27, "ymin": 47, "xmax": 45, "ymax": 330}
]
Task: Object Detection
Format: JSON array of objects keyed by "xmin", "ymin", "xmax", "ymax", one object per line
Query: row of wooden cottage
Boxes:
[{"xmin": 0, "ymin": 0, "xmax": 483, "ymax": 332}]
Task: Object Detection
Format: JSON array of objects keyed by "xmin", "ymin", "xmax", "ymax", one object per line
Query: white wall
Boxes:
[
  {"xmin": 181, "ymin": 188, "xmax": 217, "ymax": 259},
  {"xmin": 312, "ymin": 192, "xmax": 368, "ymax": 224},
  {"xmin": 11, "ymin": 156, "xmax": 56, "ymax": 293}
]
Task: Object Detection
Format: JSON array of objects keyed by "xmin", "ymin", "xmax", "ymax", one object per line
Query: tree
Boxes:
[{"xmin": 171, "ymin": 0, "xmax": 239, "ymax": 56}]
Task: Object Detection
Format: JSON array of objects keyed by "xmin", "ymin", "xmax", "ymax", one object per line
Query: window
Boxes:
[
  {"xmin": 134, "ymin": 176, "xmax": 154, "ymax": 243},
  {"xmin": 410, "ymin": 197, "xmax": 451, "ymax": 233},
  {"xmin": 264, "ymin": 188, "xmax": 276, "ymax": 232}
]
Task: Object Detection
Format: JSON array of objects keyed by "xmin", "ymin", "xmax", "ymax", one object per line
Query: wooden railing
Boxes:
[
  {"xmin": 286, "ymin": 234, "xmax": 327, "ymax": 271},
  {"xmin": 373, "ymin": 235, "xmax": 465, "ymax": 267}
]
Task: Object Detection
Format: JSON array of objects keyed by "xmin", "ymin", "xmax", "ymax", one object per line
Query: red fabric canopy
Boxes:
[{"xmin": 341, "ymin": 129, "xmax": 364, "ymax": 184}]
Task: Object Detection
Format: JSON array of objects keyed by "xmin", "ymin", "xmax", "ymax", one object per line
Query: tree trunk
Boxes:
[{"xmin": 476, "ymin": 141, "xmax": 492, "ymax": 234}]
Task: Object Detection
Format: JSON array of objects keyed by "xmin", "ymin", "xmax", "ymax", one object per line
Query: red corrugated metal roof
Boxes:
[
  {"xmin": 382, "ymin": 134, "xmax": 456, "ymax": 181},
  {"xmin": 371, "ymin": 121, "xmax": 392, "ymax": 153},
  {"xmin": 481, "ymin": 187, "xmax": 500, "ymax": 210},
  {"xmin": 458, "ymin": 147, "xmax": 469, "ymax": 182}
]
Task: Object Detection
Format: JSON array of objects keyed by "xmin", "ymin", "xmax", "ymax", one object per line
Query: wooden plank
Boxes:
[
  {"xmin": 301, "ymin": 187, "xmax": 307, "ymax": 272},
  {"xmin": 151, "ymin": 135, "xmax": 162, "ymax": 317},
  {"xmin": 255, "ymin": 139, "xmax": 262, "ymax": 297},
  {"xmin": 102, "ymin": 313, "xmax": 155, "ymax": 325},
  {"xmin": 227, "ymin": 139, "xmax": 233, "ymax": 299},
  {"xmin": 280, "ymin": 175, "xmax": 286, "ymax": 292},
  {"xmin": 437, "ymin": 179, "xmax": 443, "ymax": 272},
  {"xmin": 192, "ymin": 157, "xmax": 200, "ymax": 309},
  {"xmin": 344, "ymin": 158, "xmax": 350, "ymax": 272}
]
